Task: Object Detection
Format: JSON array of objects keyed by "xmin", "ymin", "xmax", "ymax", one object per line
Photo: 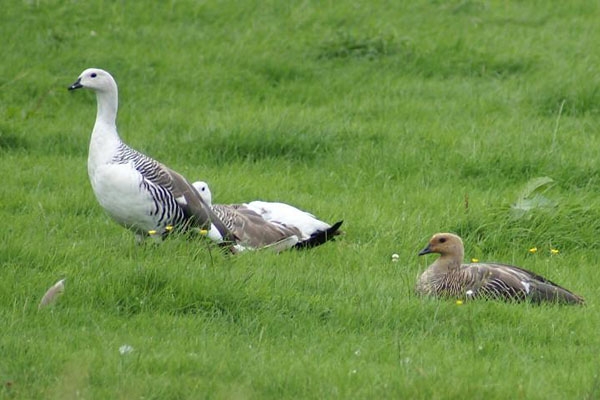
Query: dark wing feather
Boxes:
[
  {"xmin": 213, "ymin": 204, "xmax": 301, "ymax": 248},
  {"xmin": 468, "ymin": 264, "xmax": 529, "ymax": 301},
  {"xmin": 142, "ymin": 161, "xmax": 237, "ymax": 242},
  {"xmin": 294, "ymin": 220, "xmax": 343, "ymax": 249},
  {"xmin": 469, "ymin": 263, "xmax": 583, "ymax": 304}
]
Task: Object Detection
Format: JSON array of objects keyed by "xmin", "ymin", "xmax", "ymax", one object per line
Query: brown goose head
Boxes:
[{"xmin": 418, "ymin": 233, "xmax": 464, "ymax": 262}]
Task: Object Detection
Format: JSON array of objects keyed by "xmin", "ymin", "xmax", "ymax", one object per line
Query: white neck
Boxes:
[
  {"xmin": 204, "ymin": 192, "xmax": 213, "ymax": 207},
  {"xmin": 94, "ymin": 88, "xmax": 118, "ymax": 128},
  {"xmin": 88, "ymin": 87, "xmax": 122, "ymax": 178}
]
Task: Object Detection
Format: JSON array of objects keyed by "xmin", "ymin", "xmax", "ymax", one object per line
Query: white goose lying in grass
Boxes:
[
  {"xmin": 68, "ymin": 68, "xmax": 235, "ymax": 244},
  {"xmin": 417, "ymin": 233, "xmax": 584, "ymax": 305},
  {"xmin": 192, "ymin": 181, "xmax": 343, "ymax": 251}
]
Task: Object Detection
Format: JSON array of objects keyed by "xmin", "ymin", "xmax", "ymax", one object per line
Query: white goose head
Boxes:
[
  {"xmin": 69, "ymin": 68, "xmax": 117, "ymax": 93},
  {"xmin": 69, "ymin": 68, "xmax": 120, "ymax": 129},
  {"xmin": 192, "ymin": 181, "xmax": 213, "ymax": 206}
]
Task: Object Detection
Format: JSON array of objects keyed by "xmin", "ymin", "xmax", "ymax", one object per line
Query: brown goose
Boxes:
[{"xmin": 417, "ymin": 233, "xmax": 584, "ymax": 304}]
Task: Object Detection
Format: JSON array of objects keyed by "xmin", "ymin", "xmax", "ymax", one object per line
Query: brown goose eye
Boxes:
[{"xmin": 439, "ymin": 237, "xmax": 446, "ymax": 243}]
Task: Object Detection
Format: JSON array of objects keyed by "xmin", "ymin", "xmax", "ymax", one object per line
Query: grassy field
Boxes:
[{"xmin": 2, "ymin": 0, "xmax": 600, "ymax": 398}]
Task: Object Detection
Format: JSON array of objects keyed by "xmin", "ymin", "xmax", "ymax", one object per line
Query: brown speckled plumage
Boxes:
[{"xmin": 417, "ymin": 233, "xmax": 584, "ymax": 305}]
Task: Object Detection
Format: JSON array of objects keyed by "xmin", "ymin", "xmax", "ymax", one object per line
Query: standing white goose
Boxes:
[
  {"xmin": 68, "ymin": 68, "xmax": 235, "ymax": 244},
  {"xmin": 192, "ymin": 181, "xmax": 343, "ymax": 250}
]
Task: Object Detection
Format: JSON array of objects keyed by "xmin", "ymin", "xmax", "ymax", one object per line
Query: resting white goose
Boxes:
[
  {"xmin": 68, "ymin": 68, "xmax": 235, "ymax": 244},
  {"xmin": 417, "ymin": 233, "xmax": 584, "ymax": 305},
  {"xmin": 192, "ymin": 181, "xmax": 343, "ymax": 250}
]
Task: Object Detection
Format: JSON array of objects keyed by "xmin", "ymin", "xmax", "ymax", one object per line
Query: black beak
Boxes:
[
  {"xmin": 68, "ymin": 78, "xmax": 83, "ymax": 91},
  {"xmin": 418, "ymin": 244, "xmax": 432, "ymax": 256}
]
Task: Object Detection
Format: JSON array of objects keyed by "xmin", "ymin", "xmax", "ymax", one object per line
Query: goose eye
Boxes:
[
  {"xmin": 91, "ymin": 73, "xmax": 97, "ymax": 78},
  {"xmin": 439, "ymin": 237, "xmax": 446, "ymax": 243}
]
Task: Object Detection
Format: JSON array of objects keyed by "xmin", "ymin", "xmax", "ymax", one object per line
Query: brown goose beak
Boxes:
[{"xmin": 418, "ymin": 244, "xmax": 432, "ymax": 256}]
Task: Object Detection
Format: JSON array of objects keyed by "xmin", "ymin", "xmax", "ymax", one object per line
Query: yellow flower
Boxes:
[
  {"xmin": 165, "ymin": 225, "xmax": 174, "ymax": 232},
  {"xmin": 529, "ymin": 247, "xmax": 538, "ymax": 254},
  {"xmin": 199, "ymin": 229, "xmax": 209, "ymax": 236},
  {"xmin": 148, "ymin": 230, "xmax": 157, "ymax": 235},
  {"xmin": 551, "ymin": 249, "xmax": 559, "ymax": 255},
  {"xmin": 471, "ymin": 258, "xmax": 479, "ymax": 263},
  {"xmin": 456, "ymin": 300, "xmax": 464, "ymax": 305}
]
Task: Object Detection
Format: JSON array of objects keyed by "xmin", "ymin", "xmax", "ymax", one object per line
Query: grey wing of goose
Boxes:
[
  {"xmin": 137, "ymin": 158, "xmax": 237, "ymax": 242},
  {"xmin": 212, "ymin": 204, "xmax": 302, "ymax": 249},
  {"xmin": 467, "ymin": 264, "xmax": 530, "ymax": 301},
  {"xmin": 470, "ymin": 263, "xmax": 584, "ymax": 304},
  {"xmin": 164, "ymin": 167, "xmax": 238, "ymax": 242}
]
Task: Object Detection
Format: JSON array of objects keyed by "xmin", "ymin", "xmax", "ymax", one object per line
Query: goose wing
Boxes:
[
  {"xmin": 212, "ymin": 204, "xmax": 302, "ymax": 249},
  {"xmin": 163, "ymin": 166, "xmax": 237, "ymax": 242},
  {"xmin": 469, "ymin": 263, "xmax": 583, "ymax": 304},
  {"xmin": 126, "ymin": 151, "xmax": 236, "ymax": 242}
]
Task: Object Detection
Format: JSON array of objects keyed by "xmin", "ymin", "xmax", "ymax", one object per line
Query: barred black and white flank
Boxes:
[
  {"xmin": 416, "ymin": 233, "xmax": 584, "ymax": 305},
  {"xmin": 68, "ymin": 68, "xmax": 234, "ymax": 243},
  {"xmin": 192, "ymin": 181, "xmax": 343, "ymax": 252}
]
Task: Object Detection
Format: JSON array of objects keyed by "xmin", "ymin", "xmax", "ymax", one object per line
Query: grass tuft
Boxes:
[
  {"xmin": 539, "ymin": 84, "xmax": 600, "ymax": 117},
  {"xmin": 317, "ymin": 31, "xmax": 401, "ymax": 60}
]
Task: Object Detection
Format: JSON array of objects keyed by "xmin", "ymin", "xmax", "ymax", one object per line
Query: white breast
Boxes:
[{"xmin": 91, "ymin": 162, "xmax": 157, "ymax": 233}]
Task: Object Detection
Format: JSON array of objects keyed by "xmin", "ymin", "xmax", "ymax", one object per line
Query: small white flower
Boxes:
[
  {"xmin": 119, "ymin": 345, "xmax": 134, "ymax": 355},
  {"xmin": 354, "ymin": 349, "xmax": 361, "ymax": 356},
  {"xmin": 465, "ymin": 290, "xmax": 474, "ymax": 297},
  {"xmin": 391, "ymin": 253, "xmax": 400, "ymax": 262}
]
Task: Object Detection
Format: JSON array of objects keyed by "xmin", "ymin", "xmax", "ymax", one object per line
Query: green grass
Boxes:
[{"xmin": 2, "ymin": 0, "xmax": 600, "ymax": 398}]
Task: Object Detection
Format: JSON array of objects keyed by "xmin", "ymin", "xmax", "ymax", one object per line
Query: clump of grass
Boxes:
[
  {"xmin": 411, "ymin": 41, "xmax": 536, "ymax": 79},
  {"xmin": 451, "ymin": 177, "xmax": 600, "ymax": 253},
  {"xmin": 174, "ymin": 120, "xmax": 339, "ymax": 164},
  {"xmin": 317, "ymin": 30, "xmax": 402, "ymax": 60},
  {"xmin": 317, "ymin": 31, "xmax": 535, "ymax": 79},
  {"xmin": 538, "ymin": 84, "xmax": 600, "ymax": 117},
  {"xmin": 0, "ymin": 130, "xmax": 29, "ymax": 152}
]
